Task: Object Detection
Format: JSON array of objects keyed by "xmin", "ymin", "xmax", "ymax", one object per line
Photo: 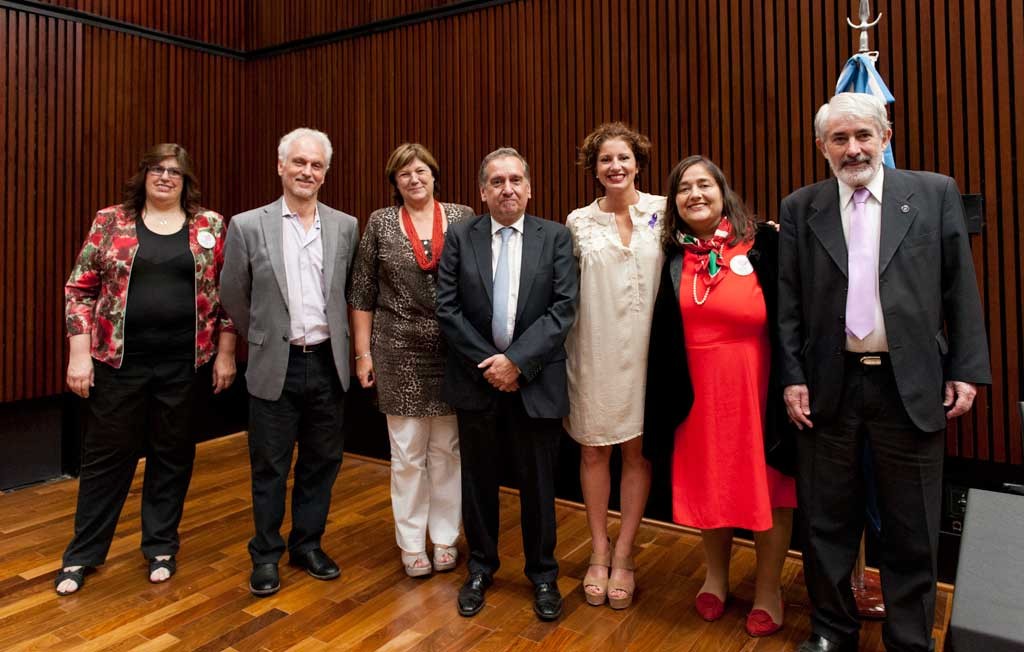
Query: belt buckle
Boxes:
[
  {"xmin": 859, "ymin": 355, "xmax": 882, "ymax": 366},
  {"xmin": 301, "ymin": 343, "xmax": 315, "ymax": 353}
]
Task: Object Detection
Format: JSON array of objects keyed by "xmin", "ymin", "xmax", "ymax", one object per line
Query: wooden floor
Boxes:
[{"xmin": 0, "ymin": 433, "xmax": 951, "ymax": 651}]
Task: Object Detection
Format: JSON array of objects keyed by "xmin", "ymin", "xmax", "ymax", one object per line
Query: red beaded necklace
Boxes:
[{"xmin": 400, "ymin": 201, "xmax": 444, "ymax": 272}]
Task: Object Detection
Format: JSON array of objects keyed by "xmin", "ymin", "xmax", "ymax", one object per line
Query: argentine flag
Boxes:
[{"xmin": 835, "ymin": 53, "xmax": 896, "ymax": 169}]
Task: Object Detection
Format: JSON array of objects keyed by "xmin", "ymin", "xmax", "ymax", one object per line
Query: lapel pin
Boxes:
[{"xmin": 900, "ymin": 204, "xmax": 910, "ymax": 213}]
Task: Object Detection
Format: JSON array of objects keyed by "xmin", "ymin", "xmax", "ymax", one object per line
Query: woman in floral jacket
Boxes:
[{"xmin": 55, "ymin": 143, "xmax": 237, "ymax": 596}]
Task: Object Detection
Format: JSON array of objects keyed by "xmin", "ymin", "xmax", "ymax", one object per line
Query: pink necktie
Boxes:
[{"xmin": 846, "ymin": 187, "xmax": 875, "ymax": 340}]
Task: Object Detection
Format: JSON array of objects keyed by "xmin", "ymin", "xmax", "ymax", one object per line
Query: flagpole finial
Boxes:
[{"xmin": 847, "ymin": 0, "xmax": 882, "ymax": 54}]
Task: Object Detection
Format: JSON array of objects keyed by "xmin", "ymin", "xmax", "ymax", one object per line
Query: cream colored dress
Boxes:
[{"xmin": 565, "ymin": 191, "xmax": 666, "ymax": 445}]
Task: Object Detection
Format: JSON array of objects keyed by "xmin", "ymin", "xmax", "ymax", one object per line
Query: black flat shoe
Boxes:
[
  {"xmin": 457, "ymin": 573, "xmax": 492, "ymax": 617},
  {"xmin": 288, "ymin": 548, "xmax": 340, "ymax": 580},
  {"xmin": 148, "ymin": 556, "xmax": 176, "ymax": 584},
  {"xmin": 249, "ymin": 563, "xmax": 280, "ymax": 596},
  {"xmin": 796, "ymin": 633, "xmax": 859, "ymax": 652},
  {"xmin": 54, "ymin": 566, "xmax": 93, "ymax": 596},
  {"xmin": 533, "ymin": 581, "xmax": 563, "ymax": 621}
]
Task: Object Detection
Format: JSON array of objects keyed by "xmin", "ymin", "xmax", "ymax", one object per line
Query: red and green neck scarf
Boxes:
[{"xmin": 680, "ymin": 217, "xmax": 732, "ymax": 289}]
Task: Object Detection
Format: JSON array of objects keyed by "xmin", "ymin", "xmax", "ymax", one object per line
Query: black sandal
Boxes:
[
  {"xmin": 54, "ymin": 566, "xmax": 91, "ymax": 596},
  {"xmin": 148, "ymin": 556, "xmax": 176, "ymax": 583}
]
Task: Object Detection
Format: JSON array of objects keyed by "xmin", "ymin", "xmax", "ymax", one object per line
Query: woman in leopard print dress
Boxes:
[{"xmin": 349, "ymin": 143, "xmax": 473, "ymax": 577}]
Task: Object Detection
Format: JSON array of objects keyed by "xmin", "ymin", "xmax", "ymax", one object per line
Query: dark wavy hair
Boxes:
[
  {"xmin": 661, "ymin": 155, "xmax": 757, "ymax": 254},
  {"xmin": 384, "ymin": 143, "xmax": 441, "ymax": 205},
  {"xmin": 577, "ymin": 122, "xmax": 652, "ymax": 189},
  {"xmin": 121, "ymin": 143, "xmax": 202, "ymax": 218}
]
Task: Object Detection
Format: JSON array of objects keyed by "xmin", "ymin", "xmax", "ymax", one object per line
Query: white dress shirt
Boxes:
[
  {"xmin": 282, "ymin": 198, "xmax": 329, "ymax": 345},
  {"xmin": 491, "ymin": 215, "xmax": 524, "ymax": 347},
  {"xmin": 839, "ymin": 167, "xmax": 889, "ymax": 352}
]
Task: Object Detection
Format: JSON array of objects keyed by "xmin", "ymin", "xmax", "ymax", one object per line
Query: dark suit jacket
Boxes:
[
  {"xmin": 777, "ymin": 169, "xmax": 992, "ymax": 432},
  {"xmin": 643, "ymin": 225, "xmax": 796, "ymax": 476},
  {"xmin": 435, "ymin": 213, "xmax": 579, "ymax": 419}
]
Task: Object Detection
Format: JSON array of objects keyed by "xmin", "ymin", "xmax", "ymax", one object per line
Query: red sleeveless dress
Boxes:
[{"xmin": 671, "ymin": 240, "xmax": 797, "ymax": 531}]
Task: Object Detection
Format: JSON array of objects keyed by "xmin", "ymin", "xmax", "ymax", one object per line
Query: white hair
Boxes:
[
  {"xmin": 277, "ymin": 128, "xmax": 333, "ymax": 166},
  {"xmin": 814, "ymin": 92, "xmax": 891, "ymax": 140}
]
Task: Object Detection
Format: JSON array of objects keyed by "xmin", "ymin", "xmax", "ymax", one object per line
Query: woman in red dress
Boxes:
[{"xmin": 643, "ymin": 156, "xmax": 796, "ymax": 637}]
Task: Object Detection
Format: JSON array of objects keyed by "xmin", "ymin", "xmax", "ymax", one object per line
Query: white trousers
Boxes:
[{"xmin": 386, "ymin": 414, "xmax": 461, "ymax": 553}]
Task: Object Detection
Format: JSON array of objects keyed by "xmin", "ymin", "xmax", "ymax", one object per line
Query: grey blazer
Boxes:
[{"xmin": 220, "ymin": 198, "xmax": 360, "ymax": 401}]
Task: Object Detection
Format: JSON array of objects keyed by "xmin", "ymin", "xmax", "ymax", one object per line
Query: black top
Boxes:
[{"xmin": 124, "ymin": 218, "xmax": 195, "ymax": 359}]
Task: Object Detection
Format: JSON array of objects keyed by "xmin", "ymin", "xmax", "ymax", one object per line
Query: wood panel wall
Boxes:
[
  {"xmin": 1, "ymin": 6, "xmax": 245, "ymax": 402},
  {"xmin": 247, "ymin": 0, "xmax": 467, "ymax": 51},
  {"xmin": 3, "ymin": 0, "xmax": 1021, "ymax": 465},
  {"xmin": 29, "ymin": 0, "xmax": 247, "ymax": 50}
]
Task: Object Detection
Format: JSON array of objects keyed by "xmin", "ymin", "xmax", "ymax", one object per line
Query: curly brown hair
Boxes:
[
  {"xmin": 661, "ymin": 155, "xmax": 757, "ymax": 254},
  {"xmin": 576, "ymin": 122, "xmax": 652, "ymax": 188},
  {"xmin": 121, "ymin": 143, "xmax": 202, "ymax": 218}
]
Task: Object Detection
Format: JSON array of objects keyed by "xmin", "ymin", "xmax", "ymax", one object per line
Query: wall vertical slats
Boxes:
[
  {"xmin": 32, "ymin": 0, "xmax": 248, "ymax": 50},
  {"xmin": 2, "ymin": 0, "xmax": 1022, "ymax": 466}
]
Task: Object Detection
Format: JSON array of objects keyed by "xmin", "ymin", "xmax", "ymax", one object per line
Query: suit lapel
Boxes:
[
  {"xmin": 320, "ymin": 202, "xmax": 338, "ymax": 296},
  {"xmin": 260, "ymin": 200, "xmax": 290, "ymax": 305},
  {"xmin": 515, "ymin": 215, "xmax": 543, "ymax": 322},
  {"xmin": 470, "ymin": 216, "xmax": 493, "ymax": 303},
  {"xmin": 878, "ymin": 170, "xmax": 919, "ymax": 276},
  {"xmin": 669, "ymin": 253, "xmax": 683, "ymax": 298},
  {"xmin": 807, "ymin": 179, "xmax": 848, "ymax": 277}
]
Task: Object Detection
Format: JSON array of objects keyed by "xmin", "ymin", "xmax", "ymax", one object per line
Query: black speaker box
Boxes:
[{"xmin": 948, "ymin": 489, "xmax": 1024, "ymax": 651}]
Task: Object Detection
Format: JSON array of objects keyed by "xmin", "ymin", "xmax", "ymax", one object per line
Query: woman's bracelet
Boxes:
[{"xmin": 354, "ymin": 352, "xmax": 372, "ymax": 361}]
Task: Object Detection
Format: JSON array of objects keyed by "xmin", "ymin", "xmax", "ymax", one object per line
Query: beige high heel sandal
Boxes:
[
  {"xmin": 401, "ymin": 551, "xmax": 432, "ymax": 578},
  {"xmin": 608, "ymin": 554, "xmax": 636, "ymax": 609},
  {"xmin": 583, "ymin": 549, "xmax": 612, "ymax": 606}
]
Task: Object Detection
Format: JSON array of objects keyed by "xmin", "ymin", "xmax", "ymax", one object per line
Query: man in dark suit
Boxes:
[
  {"xmin": 778, "ymin": 93, "xmax": 991, "ymax": 652},
  {"xmin": 220, "ymin": 128, "xmax": 359, "ymax": 597},
  {"xmin": 436, "ymin": 147, "xmax": 578, "ymax": 621}
]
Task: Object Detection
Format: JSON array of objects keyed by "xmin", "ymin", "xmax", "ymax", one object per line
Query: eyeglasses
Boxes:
[{"xmin": 147, "ymin": 165, "xmax": 184, "ymax": 179}]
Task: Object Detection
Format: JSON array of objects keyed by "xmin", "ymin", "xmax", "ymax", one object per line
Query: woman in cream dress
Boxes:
[{"xmin": 565, "ymin": 122, "xmax": 665, "ymax": 609}]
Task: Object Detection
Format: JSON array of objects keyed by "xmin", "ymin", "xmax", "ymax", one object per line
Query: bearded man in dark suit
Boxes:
[{"xmin": 778, "ymin": 93, "xmax": 991, "ymax": 652}]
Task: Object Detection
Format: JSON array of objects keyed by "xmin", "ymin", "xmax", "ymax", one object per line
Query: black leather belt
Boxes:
[
  {"xmin": 845, "ymin": 351, "xmax": 889, "ymax": 366},
  {"xmin": 290, "ymin": 339, "xmax": 330, "ymax": 353}
]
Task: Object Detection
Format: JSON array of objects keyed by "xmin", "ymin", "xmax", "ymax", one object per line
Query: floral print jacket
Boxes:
[{"xmin": 65, "ymin": 204, "xmax": 235, "ymax": 368}]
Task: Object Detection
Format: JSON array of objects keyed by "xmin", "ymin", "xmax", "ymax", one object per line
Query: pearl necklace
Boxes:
[{"xmin": 692, "ymin": 273, "xmax": 712, "ymax": 305}]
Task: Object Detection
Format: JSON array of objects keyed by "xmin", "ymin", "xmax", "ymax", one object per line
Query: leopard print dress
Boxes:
[{"xmin": 349, "ymin": 202, "xmax": 474, "ymax": 416}]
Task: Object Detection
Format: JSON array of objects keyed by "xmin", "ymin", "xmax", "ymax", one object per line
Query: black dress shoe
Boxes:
[
  {"xmin": 796, "ymin": 633, "xmax": 858, "ymax": 652},
  {"xmin": 289, "ymin": 549, "xmax": 340, "ymax": 580},
  {"xmin": 533, "ymin": 582, "xmax": 563, "ymax": 621},
  {"xmin": 249, "ymin": 563, "xmax": 280, "ymax": 596},
  {"xmin": 457, "ymin": 573, "xmax": 492, "ymax": 617}
]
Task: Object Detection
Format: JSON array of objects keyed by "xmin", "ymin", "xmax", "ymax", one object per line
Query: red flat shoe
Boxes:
[
  {"xmin": 695, "ymin": 592, "xmax": 726, "ymax": 621},
  {"xmin": 745, "ymin": 607, "xmax": 783, "ymax": 637}
]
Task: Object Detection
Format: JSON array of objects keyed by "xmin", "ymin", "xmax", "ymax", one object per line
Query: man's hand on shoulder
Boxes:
[
  {"xmin": 479, "ymin": 354, "xmax": 521, "ymax": 392},
  {"xmin": 944, "ymin": 380, "xmax": 978, "ymax": 419}
]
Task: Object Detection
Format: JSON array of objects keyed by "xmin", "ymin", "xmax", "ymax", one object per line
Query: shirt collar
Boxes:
[
  {"xmin": 491, "ymin": 214, "xmax": 525, "ymax": 235},
  {"xmin": 281, "ymin": 197, "xmax": 320, "ymax": 222},
  {"xmin": 838, "ymin": 165, "xmax": 885, "ymax": 208}
]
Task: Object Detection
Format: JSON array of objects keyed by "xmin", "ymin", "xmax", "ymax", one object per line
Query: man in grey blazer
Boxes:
[
  {"xmin": 220, "ymin": 128, "xmax": 359, "ymax": 597},
  {"xmin": 778, "ymin": 94, "xmax": 991, "ymax": 652},
  {"xmin": 436, "ymin": 148, "xmax": 578, "ymax": 621}
]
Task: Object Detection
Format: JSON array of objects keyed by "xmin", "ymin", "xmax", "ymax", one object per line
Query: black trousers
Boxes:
[
  {"xmin": 457, "ymin": 393, "xmax": 561, "ymax": 585},
  {"xmin": 797, "ymin": 355, "xmax": 944, "ymax": 652},
  {"xmin": 63, "ymin": 356, "xmax": 197, "ymax": 567},
  {"xmin": 247, "ymin": 346, "xmax": 345, "ymax": 564}
]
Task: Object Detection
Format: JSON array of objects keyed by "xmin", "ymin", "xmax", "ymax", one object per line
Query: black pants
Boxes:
[
  {"xmin": 62, "ymin": 356, "xmax": 197, "ymax": 567},
  {"xmin": 798, "ymin": 355, "xmax": 944, "ymax": 652},
  {"xmin": 457, "ymin": 393, "xmax": 561, "ymax": 585},
  {"xmin": 247, "ymin": 346, "xmax": 345, "ymax": 564}
]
